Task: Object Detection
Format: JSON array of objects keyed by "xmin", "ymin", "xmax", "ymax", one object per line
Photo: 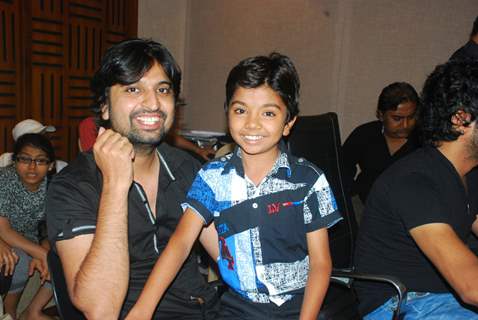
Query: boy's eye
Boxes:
[
  {"xmin": 232, "ymin": 107, "xmax": 245, "ymax": 114},
  {"xmin": 264, "ymin": 111, "xmax": 276, "ymax": 117},
  {"xmin": 126, "ymin": 87, "xmax": 140, "ymax": 93},
  {"xmin": 391, "ymin": 116, "xmax": 403, "ymax": 121}
]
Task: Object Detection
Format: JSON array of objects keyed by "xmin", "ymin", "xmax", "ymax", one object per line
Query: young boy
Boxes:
[{"xmin": 126, "ymin": 53, "xmax": 342, "ymax": 320}]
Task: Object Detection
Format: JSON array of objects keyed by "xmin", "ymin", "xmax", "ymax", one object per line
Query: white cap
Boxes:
[{"xmin": 12, "ymin": 119, "xmax": 56, "ymax": 141}]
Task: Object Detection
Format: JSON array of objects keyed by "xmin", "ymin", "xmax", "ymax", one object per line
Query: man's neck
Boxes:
[
  {"xmin": 133, "ymin": 145, "xmax": 159, "ymax": 179},
  {"xmin": 437, "ymin": 140, "xmax": 478, "ymax": 178},
  {"xmin": 471, "ymin": 34, "xmax": 478, "ymax": 45}
]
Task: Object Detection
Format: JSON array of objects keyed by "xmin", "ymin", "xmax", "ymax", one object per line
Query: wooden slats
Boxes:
[{"xmin": 0, "ymin": 0, "xmax": 137, "ymax": 161}]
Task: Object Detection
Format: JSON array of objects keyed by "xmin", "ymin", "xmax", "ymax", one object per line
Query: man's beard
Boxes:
[
  {"xmin": 109, "ymin": 104, "xmax": 171, "ymax": 149},
  {"xmin": 467, "ymin": 123, "xmax": 478, "ymax": 162}
]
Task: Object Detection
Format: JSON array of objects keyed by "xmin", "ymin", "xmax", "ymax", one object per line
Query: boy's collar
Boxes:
[{"xmin": 222, "ymin": 140, "xmax": 292, "ymax": 178}]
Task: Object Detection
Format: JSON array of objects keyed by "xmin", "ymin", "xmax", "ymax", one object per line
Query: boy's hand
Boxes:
[
  {"xmin": 93, "ymin": 127, "xmax": 135, "ymax": 189},
  {"xmin": 125, "ymin": 304, "xmax": 153, "ymax": 320}
]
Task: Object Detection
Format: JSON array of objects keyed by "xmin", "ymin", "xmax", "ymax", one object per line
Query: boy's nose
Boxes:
[{"xmin": 245, "ymin": 114, "xmax": 261, "ymax": 129}]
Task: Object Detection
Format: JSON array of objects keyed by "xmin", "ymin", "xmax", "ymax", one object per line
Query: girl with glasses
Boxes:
[{"xmin": 0, "ymin": 133, "xmax": 55, "ymax": 320}]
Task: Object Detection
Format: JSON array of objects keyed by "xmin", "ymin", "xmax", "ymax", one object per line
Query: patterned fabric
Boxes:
[
  {"xmin": 183, "ymin": 144, "xmax": 342, "ymax": 306},
  {"xmin": 0, "ymin": 165, "xmax": 47, "ymax": 242}
]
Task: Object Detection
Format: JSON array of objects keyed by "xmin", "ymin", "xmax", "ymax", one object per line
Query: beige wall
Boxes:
[{"xmin": 139, "ymin": 0, "xmax": 478, "ymax": 139}]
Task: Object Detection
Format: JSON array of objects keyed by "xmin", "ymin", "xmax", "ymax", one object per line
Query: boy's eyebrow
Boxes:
[{"xmin": 229, "ymin": 100, "xmax": 281, "ymax": 109}]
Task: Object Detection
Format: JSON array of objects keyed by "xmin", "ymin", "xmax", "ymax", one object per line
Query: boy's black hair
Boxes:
[
  {"xmin": 12, "ymin": 133, "xmax": 55, "ymax": 163},
  {"xmin": 90, "ymin": 38, "xmax": 181, "ymax": 127},
  {"xmin": 376, "ymin": 82, "xmax": 420, "ymax": 117},
  {"xmin": 225, "ymin": 52, "xmax": 300, "ymax": 121},
  {"xmin": 421, "ymin": 60, "xmax": 478, "ymax": 146}
]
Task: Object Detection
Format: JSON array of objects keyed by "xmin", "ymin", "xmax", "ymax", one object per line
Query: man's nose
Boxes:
[{"xmin": 142, "ymin": 90, "xmax": 160, "ymax": 110}]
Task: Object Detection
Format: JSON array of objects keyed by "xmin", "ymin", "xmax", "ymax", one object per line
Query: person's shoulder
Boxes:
[
  {"xmin": 344, "ymin": 120, "xmax": 381, "ymax": 144},
  {"xmin": 287, "ymin": 153, "xmax": 326, "ymax": 183},
  {"xmin": 0, "ymin": 164, "xmax": 16, "ymax": 177},
  {"xmin": 157, "ymin": 142, "xmax": 202, "ymax": 175},
  {"xmin": 50, "ymin": 152, "xmax": 98, "ymax": 186}
]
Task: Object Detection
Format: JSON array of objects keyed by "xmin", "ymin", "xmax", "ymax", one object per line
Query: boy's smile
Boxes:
[{"xmin": 228, "ymin": 85, "xmax": 296, "ymax": 163}]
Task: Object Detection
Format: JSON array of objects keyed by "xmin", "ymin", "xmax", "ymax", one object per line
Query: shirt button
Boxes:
[{"xmin": 252, "ymin": 203, "xmax": 258, "ymax": 209}]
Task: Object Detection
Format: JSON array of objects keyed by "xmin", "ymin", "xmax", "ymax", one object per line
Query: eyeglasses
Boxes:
[{"xmin": 15, "ymin": 155, "xmax": 51, "ymax": 166}]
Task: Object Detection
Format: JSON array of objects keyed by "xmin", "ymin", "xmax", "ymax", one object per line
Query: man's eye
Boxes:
[
  {"xmin": 158, "ymin": 87, "xmax": 171, "ymax": 94},
  {"xmin": 264, "ymin": 111, "xmax": 276, "ymax": 117},
  {"xmin": 392, "ymin": 117, "xmax": 402, "ymax": 121}
]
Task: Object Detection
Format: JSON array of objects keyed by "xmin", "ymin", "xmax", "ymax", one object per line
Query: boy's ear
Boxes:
[{"xmin": 282, "ymin": 116, "xmax": 297, "ymax": 137}]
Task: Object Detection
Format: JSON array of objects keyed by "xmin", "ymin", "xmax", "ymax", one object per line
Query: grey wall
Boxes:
[{"xmin": 139, "ymin": 0, "xmax": 478, "ymax": 139}]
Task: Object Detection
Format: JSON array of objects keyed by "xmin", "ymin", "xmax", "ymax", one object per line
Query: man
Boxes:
[
  {"xmin": 450, "ymin": 16, "xmax": 478, "ymax": 61},
  {"xmin": 354, "ymin": 60, "xmax": 478, "ymax": 319},
  {"xmin": 46, "ymin": 39, "xmax": 218, "ymax": 319},
  {"xmin": 342, "ymin": 82, "xmax": 420, "ymax": 204}
]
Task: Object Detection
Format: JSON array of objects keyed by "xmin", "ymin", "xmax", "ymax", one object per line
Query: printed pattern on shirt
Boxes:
[{"xmin": 185, "ymin": 147, "xmax": 341, "ymax": 305}]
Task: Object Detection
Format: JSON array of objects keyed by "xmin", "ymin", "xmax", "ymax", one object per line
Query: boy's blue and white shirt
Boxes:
[{"xmin": 182, "ymin": 143, "xmax": 342, "ymax": 306}]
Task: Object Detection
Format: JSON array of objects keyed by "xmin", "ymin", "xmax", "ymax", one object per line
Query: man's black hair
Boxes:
[
  {"xmin": 90, "ymin": 38, "xmax": 181, "ymax": 126},
  {"xmin": 421, "ymin": 60, "xmax": 478, "ymax": 146},
  {"xmin": 225, "ymin": 52, "xmax": 300, "ymax": 121},
  {"xmin": 376, "ymin": 82, "xmax": 419, "ymax": 117}
]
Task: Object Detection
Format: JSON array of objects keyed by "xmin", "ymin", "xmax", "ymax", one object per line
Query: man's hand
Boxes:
[
  {"xmin": 0, "ymin": 239, "xmax": 17, "ymax": 276},
  {"xmin": 29, "ymin": 257, "xmax": 50, "ymax": 284},
  {"xmin": 93, "ymin": 127, "xmax": 135, "ymax": 189}
]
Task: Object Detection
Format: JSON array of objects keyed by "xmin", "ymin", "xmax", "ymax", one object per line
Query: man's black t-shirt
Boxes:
[
  {"xmin": 46, "ymin": 142, "xmax": 216, "ymax": 318},
  {"xmin": 354, "ymin": 146, "xmax": 477, "ymax": 315},
  {"xmin": 342, "ymin": 120, "xmax": 419, "ymax": 203}
]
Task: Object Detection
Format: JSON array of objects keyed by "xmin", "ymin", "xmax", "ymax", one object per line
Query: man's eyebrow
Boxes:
[{"xmin": 158, "ymin": 80, "xmax": 172, "ymax": 86}]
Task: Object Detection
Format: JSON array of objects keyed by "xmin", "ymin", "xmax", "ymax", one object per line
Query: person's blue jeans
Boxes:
[{"xmin": 364, "ymin": 292, "xmax": 478, "ymax": 320}]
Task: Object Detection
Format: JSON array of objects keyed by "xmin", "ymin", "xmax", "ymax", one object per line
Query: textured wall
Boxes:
[{"xmin": 139, "ymin": 0, "xmax": 478, "ymax": 140}]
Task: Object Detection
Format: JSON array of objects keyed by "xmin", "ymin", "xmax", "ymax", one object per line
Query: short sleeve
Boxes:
[
  {"xmin": 390, "ymin": 173, "xmax": 448, "ymax": 230},
  {"xmin": 0, "ymin": 168, "xmax": 14, "ymax": 218},
  {"xmin": 182, "ymin": 168, "xmax": 218, "ymax": 225},
  {"xmin": 46, "ymin": 171, "xmax": 99, "ymax": 245},
  {"xmin": 304, "ymin": 173, "xmax": 342, "ymax": 232}
]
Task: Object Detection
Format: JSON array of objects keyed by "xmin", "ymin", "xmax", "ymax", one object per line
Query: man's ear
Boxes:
[
  {"xmin": 451, "ymin": 109, "xmax": 472, "ymax": 127},
  {"xmin": 283, "ymin": 116, "xmax": 298, "ymax": 137},
  {"xmin": 48, "ymin": 162, "xmax": 54, "ymax": 172},
  {"xmin": 377, "ymin": 110, "xmax": 384, "ymax": 121},
  {"xmin": 101, "ymin": 104, "xmax": 109, "ymax": 120}
]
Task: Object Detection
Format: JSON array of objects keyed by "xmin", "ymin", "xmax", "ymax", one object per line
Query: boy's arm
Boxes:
[
  {"xmin": 125, "ymin": 209, "xmax": 206, "ymax": 320},
  {"xmin": 300, "ymin": 228, "xmax": 332, "ymax": 320}
]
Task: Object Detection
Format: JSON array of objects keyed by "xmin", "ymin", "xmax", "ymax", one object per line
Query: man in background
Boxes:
[{"xmin": 450, "ymin": 16, "xmax": 478, "ymax": 61}]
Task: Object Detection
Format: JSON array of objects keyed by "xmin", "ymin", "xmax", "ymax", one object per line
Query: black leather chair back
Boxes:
[
  {"xmin": 47, "ymin": 250, "xmax": 86, "ymax": 320},
  {"xmin": 287, "ymin": 112, "xmax": 357, "ymax": 268}
]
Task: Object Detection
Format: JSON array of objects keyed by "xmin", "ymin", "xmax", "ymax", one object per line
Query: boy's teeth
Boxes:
[{"xmin": 244, "ymin": 135, "xmax": 262, "ymax": 140}]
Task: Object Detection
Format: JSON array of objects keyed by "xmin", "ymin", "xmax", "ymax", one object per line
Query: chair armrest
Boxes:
[{"xmin": 331, "ymin": 268, "xmax": 407, "ymax": 320}]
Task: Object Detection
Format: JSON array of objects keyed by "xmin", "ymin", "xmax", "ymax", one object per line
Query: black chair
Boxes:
[
  {"xmin": 287, "ymin": 113, "xmax": 406, "ymax": 320},
  {"xmin": 47, "ymin": 250, "xmax": 86, "ymax": 320}
]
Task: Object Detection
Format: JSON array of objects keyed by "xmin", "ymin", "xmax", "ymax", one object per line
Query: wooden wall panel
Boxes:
[
  {"xmin": 0, "ymin": 0, "xmax": 137, "ymax": 161},
  {"xmin": 0, "ymin": 0, "xmax": 21, "ymax": 154}
]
